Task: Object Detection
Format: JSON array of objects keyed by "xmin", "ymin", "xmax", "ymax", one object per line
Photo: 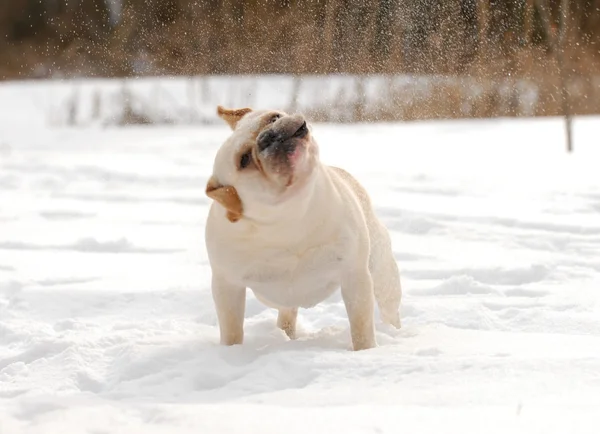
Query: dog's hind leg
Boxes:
[
  {"xmin": 277, "ymin": 308, "xmax": 298, "ymax": 339},
  {"xmin": 374, "ymin": 257, "xmax": 402, "ymax": 328}
]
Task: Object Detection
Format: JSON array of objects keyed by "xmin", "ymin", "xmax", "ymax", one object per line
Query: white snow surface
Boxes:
[{"xmin": 1, "ymin": 97, "xmax": 600, "ymax": 433}]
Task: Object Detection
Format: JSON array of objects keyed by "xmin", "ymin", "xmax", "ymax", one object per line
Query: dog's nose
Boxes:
[{"xmin": 292, "ymin": 121, "xmax": 308, "ymax": 138}]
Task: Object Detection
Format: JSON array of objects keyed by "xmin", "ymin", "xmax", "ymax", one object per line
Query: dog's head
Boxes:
[{"xmin": 206, "ymin": 105, "xmax": 319, "ymax": 222}]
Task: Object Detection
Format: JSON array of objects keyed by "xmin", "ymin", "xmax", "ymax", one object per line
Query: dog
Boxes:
[{"xmin": 204, "ymin": 106, "xmax": 402, "ymax": 351}]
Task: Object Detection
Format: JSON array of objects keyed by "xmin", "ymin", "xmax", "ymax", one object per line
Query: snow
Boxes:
[{"xmin": 1, "ymin": 79, "xmax": 600, "ymax": 433}]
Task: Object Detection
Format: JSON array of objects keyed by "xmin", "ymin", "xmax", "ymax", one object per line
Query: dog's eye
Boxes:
[
  {"xmin": 239, "ymin": 151, "xmax": 252, "ymax": 169},
  {"xmin": 269, "ymin": 114, "xmax": 281, "ymax": 123}
]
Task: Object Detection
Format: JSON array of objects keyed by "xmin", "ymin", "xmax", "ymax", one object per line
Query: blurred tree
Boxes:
[{"xmin": 0, "ymin": 0, "xmax": 598, "ymax": 81}]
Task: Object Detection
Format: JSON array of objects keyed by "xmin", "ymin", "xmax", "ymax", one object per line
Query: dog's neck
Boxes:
[{"xmin": 234, "ymin": 164, "xmax": 338, "ymax": 241}]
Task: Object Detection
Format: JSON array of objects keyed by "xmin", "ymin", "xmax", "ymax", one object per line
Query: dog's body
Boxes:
[{"xmin": 205, "ymin": 107, "xmax": 401, "ymax": 350}]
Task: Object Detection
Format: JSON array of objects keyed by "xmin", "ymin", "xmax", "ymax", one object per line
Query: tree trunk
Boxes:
[
  {"xmin": 558, "ymin": 0, "xmax": 573, "ymax": 152},
  {"xmin": 478, "ymin": 0, "xmax": 490, "ymax": 59},
  {"xmin": 322, "ymin": 0, "xmax": 341, "ymax": 73},
  {"xmin": 523, "ymin": 0, "xmax": 535, "ymax": 45}
]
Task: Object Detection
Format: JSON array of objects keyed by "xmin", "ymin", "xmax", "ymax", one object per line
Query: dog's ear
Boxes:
[
  {"xmin": 217, "ymin": 106, "xmax": 252, "ymax": 130},
  {"xmin": 206, "ymin": 176, "xmax": 243, "ymax": 223}
]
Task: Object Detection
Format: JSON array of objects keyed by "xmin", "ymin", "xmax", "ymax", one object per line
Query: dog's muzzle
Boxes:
[{"xmin": 257, "ymin": 116, "xmax": 308, "ymax": 154}]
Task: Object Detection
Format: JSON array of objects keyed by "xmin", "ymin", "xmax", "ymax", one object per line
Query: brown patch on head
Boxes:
[
  {"xmin": 217, "ymin": 106, "xmax": 253, "ymax": 130},
  {"xmin": 205, "ymin": 176, "xmax": 243, "ymax": 222}
]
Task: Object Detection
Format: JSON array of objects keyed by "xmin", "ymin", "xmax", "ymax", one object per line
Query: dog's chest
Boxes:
[{"xmin": 240, "ymin": 243, "xmax": 343, "ymax": 309}]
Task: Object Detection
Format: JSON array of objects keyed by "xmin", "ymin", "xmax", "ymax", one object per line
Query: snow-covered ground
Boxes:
[{"xmin": 1, "ymin": 90, "xmax": 600, "ymax": 433}]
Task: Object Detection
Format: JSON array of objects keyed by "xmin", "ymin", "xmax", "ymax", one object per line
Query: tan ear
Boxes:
[
  {"xmin": 206, "ymin": 176, "xmax": 243, "ymax": 223},
  {"xmin": 217, "ymin": 105, "xmax": 252, "ymax": 130}
]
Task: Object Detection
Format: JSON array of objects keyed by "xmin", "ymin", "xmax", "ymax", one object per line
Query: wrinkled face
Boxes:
[{"xmin": 206, "ymin": 106, "xmax": 320, "ymax": 222}]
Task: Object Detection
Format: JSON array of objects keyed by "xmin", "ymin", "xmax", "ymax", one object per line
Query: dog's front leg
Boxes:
[
  {"xmin": 212, "ymin": 273, "xmax": 246, "ymax": 346},
  {"xmin": 341, "ymin": 265, "xmax": 376, "ymax": 351}
]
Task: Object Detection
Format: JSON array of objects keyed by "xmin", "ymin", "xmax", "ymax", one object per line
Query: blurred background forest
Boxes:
[{"xmin": 0, "ymin": 0, "xmax": 599, "ymax": 121}]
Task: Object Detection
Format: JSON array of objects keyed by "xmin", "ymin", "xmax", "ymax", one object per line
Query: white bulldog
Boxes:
[{"xmin": 205, "ymin": 106, "xmax": 402, "ymax": 350}]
